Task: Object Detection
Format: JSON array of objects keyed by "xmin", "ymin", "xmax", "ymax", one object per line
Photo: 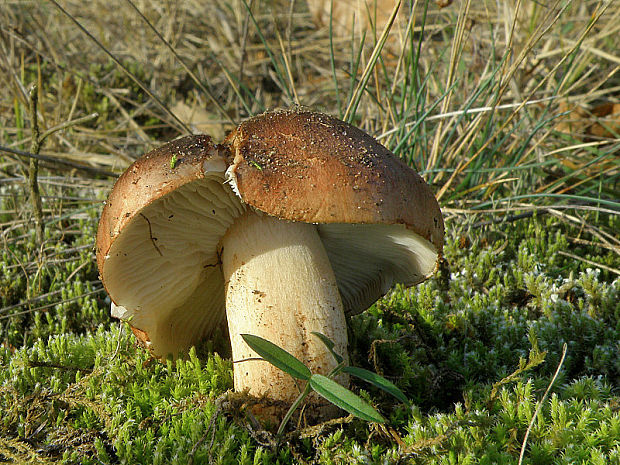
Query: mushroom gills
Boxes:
[
  {"xmin": 102, "ymin": 175, "xmax": 245, "ymax": 357},
  {"xmin": 318, "ymin": 223, "xmax": 439, "ymax": 315}
]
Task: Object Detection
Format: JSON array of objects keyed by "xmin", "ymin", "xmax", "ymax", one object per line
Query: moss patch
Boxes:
[{"xmin": 1, "ymin": 214, "xmax": 618, "ymax": 464}]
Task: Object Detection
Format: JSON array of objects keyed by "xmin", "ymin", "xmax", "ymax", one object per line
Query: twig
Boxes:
[
  {"xmin": 297, "ymin": 413, "xmax": 354, "ymax": 438},
  {"xmin": 0, "ymin": 279, "xmax": 98, "ymax": 314},
  {"xmin": 557, "ymin": 251, "xmax": 620, "ymax": 276},
  {"xmin": 518, "ymin": 344, "xmax": 568, "ymax": 465},
  {"xmin": 187, "ymin": 392, "xmax": 238, "ymax": 465},
  {"xmin": 39, "ymin": 113, "xmax": 99, "ymax": 142},
  {"xmin": 28, "ymin": 85, "xmax": 45, "ymax": 245},
  {"xmin": 0, "ymin": 288, "xmax": 105, "ymax": 320},
  {"xmin": 471, "ymin": 211, "xmax": 547, "ymax": 229},
  {"xmin": 24, "ymin": 86, "xmax": 102, "ymax": 247},
  {"xmin": 187, "ymin": 417, "xmax": 217, "ymax": 465},
  {"xmin": 0, "ymin": 145, "xmax": 116, "ymax": 177},
  {"xmin": 26, "ymin": 360, "xmax": 93, "ymax": 373}
]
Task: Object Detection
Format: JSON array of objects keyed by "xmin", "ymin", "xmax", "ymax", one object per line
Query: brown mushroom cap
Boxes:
[
  {"xmin": 225, "ymin": 108, "xmax": 444, "ymax": 313},
  {"xmin": 96, "ymin": 109, "xmax": 444, "ymax": 358},
  {"xmin": 96, "ymin": 135, "xmax": 226, "ymax": 269},
  {"xmin": 225, "ymin": 109, "xmax": 443, "ymax": 247},
  {"xmin": 96, "ymin": 135, "xmax": 241, "ymax": 356}
]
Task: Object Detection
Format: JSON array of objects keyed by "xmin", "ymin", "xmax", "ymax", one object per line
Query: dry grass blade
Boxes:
[
  {"xmin": 0, "ymin": 145, "xmax": 116, "ymax": 177},
  {"xmin": 427, "ymin": 0, "xmax": 471, "ymax": 171},
  {"xmin": 556, "ymin": 251, "xmax": 620, "ymax": 276},
  {"xmin": 122, "ymin": 0, "xmax": 235, "ymax": 126},
  {"xmin": 547, "ymin": 208, "xmax": 620, "ymax": 249},
  {"xmin": 435, "ymin": 1, "xmax": 612, "ymax": 201},
  {"xmin": 343, "ymin": 0, "xmax": 402, "ymax": 122},
  {"xmin": 275, "ymin": 27, "xmax": 300, "ymax": 105},
  {"xmin": 47, "ymin": 0, "xmax": 190, "ymax": 134},
  {"xmin": 518, "ymin": 344, "xmax": 568, "ymax": 465}
]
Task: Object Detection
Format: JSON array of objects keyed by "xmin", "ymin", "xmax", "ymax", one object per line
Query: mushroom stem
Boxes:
[{"xmin": 221, "ymin": 211, "xmax": 348, "ymax": 407}]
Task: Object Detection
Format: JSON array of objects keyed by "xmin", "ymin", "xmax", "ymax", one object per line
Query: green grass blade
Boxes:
[
  {"xmin": 311, "ymin": 331, "xmax": 344, "ymax": 364},
  {"xmin": 309, "ymin": 374, "xmax": 385, "ymax": 423},
  {"xmin": 241, "ymin": 0, "xmax": 293, "ymax": 103},
  {"xmin": 240, "ymin": 334, "xmax": 311, "ymax": 381},
  {"xmin": 328, "ymin": 0, "xmax": 342, "ymax": 114},
  {"xmin": 343, "ymin": 0, "xmax": 400, "ymax": 122},
  {"xmin": 343, "ymin": 366, "xmax": 409, "ymax": 405}
]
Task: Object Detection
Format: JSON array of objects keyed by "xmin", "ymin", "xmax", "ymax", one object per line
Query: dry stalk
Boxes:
[
  {"xmin": 23, "ymin": 83, "xmax": 101, "ymax": 248},
  {"xmin": 517, "ymin": 344, "xmax": 568, "ymax": 465},
  {"xmin": 28, "ymin": 85, "xmax": 44, "ymax": 245}
]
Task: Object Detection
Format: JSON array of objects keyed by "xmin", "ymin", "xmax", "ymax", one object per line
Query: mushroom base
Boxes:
[{"xmin": 221, "ymin": 211, "xmax": 348, "ymax": 420}]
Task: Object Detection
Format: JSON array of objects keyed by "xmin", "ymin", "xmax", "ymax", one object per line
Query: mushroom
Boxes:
[{"xmin": 96, "ymin": 108, "xmax": 444, "ymax": 416}]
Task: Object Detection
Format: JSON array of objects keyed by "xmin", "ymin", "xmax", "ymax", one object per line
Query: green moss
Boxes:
[
  {"xmin": 1, "ymin": 213, "xmax": 618, "ymax": 464},
  {"xmin": 0, "ymin": 199, "xmax": 108, "ymax": 349}
]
